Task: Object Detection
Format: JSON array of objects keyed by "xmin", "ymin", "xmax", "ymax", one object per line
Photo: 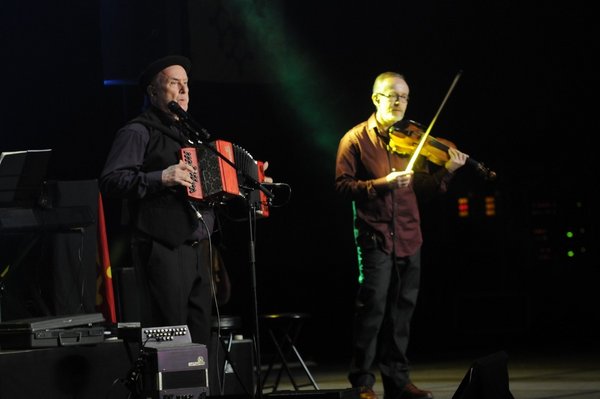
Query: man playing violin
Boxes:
[{"xmin": 335, "ymin": 71, "xmax": 467, "ymax": 399}]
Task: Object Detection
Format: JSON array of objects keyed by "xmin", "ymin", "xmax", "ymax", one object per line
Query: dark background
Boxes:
[{"xmin": 1, "ymin": 0, "xmax": 598, "ymax": 364}]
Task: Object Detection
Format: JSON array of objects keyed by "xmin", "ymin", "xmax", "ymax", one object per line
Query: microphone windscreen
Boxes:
[{"xmin": 168, "ymin": 101, "xmax": 181, "ymax": 112}]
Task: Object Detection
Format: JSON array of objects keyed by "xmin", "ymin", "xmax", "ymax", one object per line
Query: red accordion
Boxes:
[{"xmin": 180, "ymin": 140, "xmax": 269, "ymax": 217}]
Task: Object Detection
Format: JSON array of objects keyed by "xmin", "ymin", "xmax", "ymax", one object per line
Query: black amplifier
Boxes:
[{"xmin": 140, "ymin": 343, "xmax": 209, "ymax": 399}]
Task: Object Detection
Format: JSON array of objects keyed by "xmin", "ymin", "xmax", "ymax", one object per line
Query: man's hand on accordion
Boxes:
[
  {"xmin": 262, "ymin": 161, "xmax": 273, "ymax": 184},
  {"xmin": 162, "ymin": 159, "xmax": 196, "ymax": 188}
]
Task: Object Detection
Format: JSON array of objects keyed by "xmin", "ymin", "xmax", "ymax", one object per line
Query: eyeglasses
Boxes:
[{"xmin": 377, "ymin": 93, "xmax": 410, "ymax": 103}]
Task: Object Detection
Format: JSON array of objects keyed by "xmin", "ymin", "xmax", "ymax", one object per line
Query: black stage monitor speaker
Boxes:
[{"xmin": 452, "ymin": 351, "xmax": 515, "ymax": 399}]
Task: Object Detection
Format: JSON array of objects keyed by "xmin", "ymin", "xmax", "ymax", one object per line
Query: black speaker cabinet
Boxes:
[
  {"xmin": 210, "ymin": 337, "xmax": 255, "ymax": 396},
  {"xmin": 141, "ymin": 343, "xmax": 209, "ymax": 399},
  {"xmin": 113, "ymin": 267, "xmax": 141, "ymax": 322}
]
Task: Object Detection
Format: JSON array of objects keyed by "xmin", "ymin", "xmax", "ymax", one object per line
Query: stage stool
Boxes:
[
  {"xmin": 211, "ymin": 315, "xmax": 253, "ymax": 396},
  {"xmin": 260, "ymin": 312, "xmax": 319, "ymax": 392}
]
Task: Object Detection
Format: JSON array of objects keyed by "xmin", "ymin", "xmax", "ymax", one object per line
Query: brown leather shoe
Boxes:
[
  {"xmin": 359, "ymin": 386, "xmax": 379, "ymax": 399},
  {"xmin": 398, "ymin": 383, "xmax": 433, "ymax": 399}
]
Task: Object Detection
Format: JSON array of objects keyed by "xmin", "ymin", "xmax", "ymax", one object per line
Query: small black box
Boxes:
[{"xmin": 210, "ymin": 337, "xmax": 255, "ymax": 396}]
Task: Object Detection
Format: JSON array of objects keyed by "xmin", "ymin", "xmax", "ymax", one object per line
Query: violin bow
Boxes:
[{"xmin": 403, "ymin": 70, "xmax": 463, "ymax": 173}]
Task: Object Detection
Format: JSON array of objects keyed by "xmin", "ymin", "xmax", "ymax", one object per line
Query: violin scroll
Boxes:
[{"xmin": 469, "ymin": 160, "xmax": 497, "ymax": 181}]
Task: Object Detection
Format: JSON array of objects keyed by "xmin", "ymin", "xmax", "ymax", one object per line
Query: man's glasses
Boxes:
[{"xmin": 377, "ymin": 93, "xmax": 410, "ymax": 103}]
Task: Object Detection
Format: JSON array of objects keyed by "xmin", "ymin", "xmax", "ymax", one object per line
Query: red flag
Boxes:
[{"xmin": 96, "ymin": 193, "xmax": 117, "ymax": 323}]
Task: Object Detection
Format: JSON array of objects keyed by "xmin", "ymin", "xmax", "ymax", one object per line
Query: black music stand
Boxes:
[
  {"xmin": 0, "ymin": 149, "xmax": 52, "ymax": 321},
  {"xmin": 0, "ymin": 149, "xmax": 52, "ymax": 208}
]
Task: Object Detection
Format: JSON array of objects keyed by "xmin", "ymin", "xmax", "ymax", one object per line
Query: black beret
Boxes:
[{"xmin": 138, "ymin": 55, "xmax": 192, "ymax": 90}]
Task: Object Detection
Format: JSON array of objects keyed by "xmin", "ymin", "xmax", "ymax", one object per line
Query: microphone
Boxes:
[
  {"xmin": 168, "ymin": 101, "xmax": 210, "ymax": 141},
  {"xmin": 167, "ymin": 100, "xmax": 189, "ymax": 120}
]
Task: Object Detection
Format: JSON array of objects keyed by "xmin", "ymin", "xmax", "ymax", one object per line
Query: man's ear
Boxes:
[{"xmin": 371, "ymin": 93, "xmax": 380, "ymax": 106}]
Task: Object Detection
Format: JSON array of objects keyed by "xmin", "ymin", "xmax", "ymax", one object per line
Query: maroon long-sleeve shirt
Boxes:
[{"xmin": 335, "ymin": 113, "xmax": 454, "ymax": 257}]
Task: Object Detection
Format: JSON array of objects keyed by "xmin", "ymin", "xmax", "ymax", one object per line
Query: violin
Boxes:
[{"xmin": 388, "ymin": 119, "xmax": 496, "ymax": 181}]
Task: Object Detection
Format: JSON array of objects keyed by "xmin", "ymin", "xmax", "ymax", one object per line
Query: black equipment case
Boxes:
[{"xmin": 0, "ymin": 312, "xmax": 105, "ymax": 349}]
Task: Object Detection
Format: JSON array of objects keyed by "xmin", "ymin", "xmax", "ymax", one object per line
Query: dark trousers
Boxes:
[
  {"xmin": 349, "ymin": 246, "xmax": 421, "ymax": 397},
  {"xmin": 131, "ymin": 235, "xmax": 213, "ymax": 345}
]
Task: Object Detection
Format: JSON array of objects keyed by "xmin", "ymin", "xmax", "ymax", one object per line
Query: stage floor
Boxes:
[
  {"xmin": 1, "ymin": 338, "xmax": 598, "ymax": 398},
  {"xmin": 261, "ymin": 346, "xmax": 600, "ymax": 399}
]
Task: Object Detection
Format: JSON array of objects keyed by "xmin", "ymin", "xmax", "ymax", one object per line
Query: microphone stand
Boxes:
[
  {"xmin": 246, "ymin": 199, "xmax": 264, "ymax": 399},
  {"xmin": 177, "ymin": 117, "xmax": 270, "ymax": 399}
]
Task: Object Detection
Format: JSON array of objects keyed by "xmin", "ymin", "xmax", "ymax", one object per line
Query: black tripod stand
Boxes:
[{"xmin": 245, "ymin": 199, "xmax": 266, "ymax": 399}]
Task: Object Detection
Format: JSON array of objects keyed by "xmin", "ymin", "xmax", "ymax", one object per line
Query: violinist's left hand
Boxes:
[{"xmin": 445, "ymin": 148, "xmax": 468, "ymax": 173}]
